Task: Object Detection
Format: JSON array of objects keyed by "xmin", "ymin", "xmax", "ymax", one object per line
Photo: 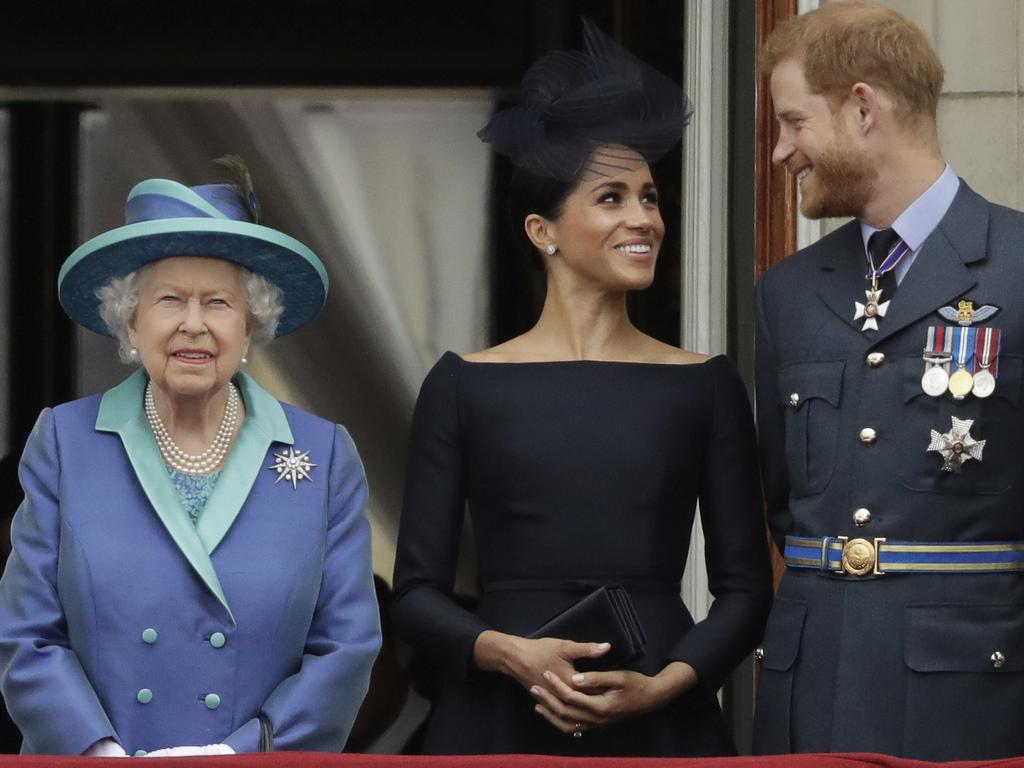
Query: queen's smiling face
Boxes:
[{"xmin": 128, "ymin": 256, "xmax": 250, "ymax": 401}]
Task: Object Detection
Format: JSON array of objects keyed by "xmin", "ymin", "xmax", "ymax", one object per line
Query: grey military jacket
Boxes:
[{"xmin": 752, "ymin": 182, "xmax": 1024, "ymax": 760}]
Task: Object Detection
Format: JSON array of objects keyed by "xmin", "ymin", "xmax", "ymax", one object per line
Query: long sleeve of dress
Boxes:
[
  {"xmin": 667, "ymin": 357, "xmax": 773, "ymax": 691},
  {"xmin": 225, "ymin": 426, "xmax": 381, "ymax": 752},
  {"xmin": 0, "ymin": 409, "xmax": 119, "ymax": 755},
  {"xmin": 391, "ymin": 355, "xmax": 490, "ymax": 678}
]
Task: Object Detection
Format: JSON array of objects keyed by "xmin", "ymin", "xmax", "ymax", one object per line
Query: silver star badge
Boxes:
[
  {"xmin": 268, "ymin": 447, "xmax": 317, "ymax": 489},
  {"xmin": 928, "ymin": 416, "xmax": 986, "ymax": 473},
  {"xmin": 854, "ymin": 288, "xmax": 890, "ymax": 331}
]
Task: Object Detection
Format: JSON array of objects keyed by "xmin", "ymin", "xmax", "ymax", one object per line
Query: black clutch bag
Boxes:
[{"xmin": 527, "ymin": 585, "xmax": 647, "ymax": 671}]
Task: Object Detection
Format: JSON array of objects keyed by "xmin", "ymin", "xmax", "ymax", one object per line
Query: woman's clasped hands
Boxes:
[
  {"xmin": 530, "ymin": 659, "xmax": 697, "ymax": 736},
  {"xmin": 474, "ymin": 630, "xmax": 697, "ymax": 736}
]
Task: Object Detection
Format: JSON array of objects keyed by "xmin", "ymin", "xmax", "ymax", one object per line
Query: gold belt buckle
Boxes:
[{"xmin": 837, "ymin": 536, "xmax": 887, "ymax": 576}]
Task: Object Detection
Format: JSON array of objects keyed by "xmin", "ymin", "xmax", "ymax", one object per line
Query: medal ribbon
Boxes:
[
  {"xmin": 925, "ymin": 326, "xmax": 954, "ymax": 374},
  {"xmin": 974, "ymin": 327, "xmax": 1002, "ymax": 377},
  {"xmin": 953, "ymin": 326, "xmax": 977, "ymax": 373},
  {"xmin": 864, "ymin": 237, "xmax": 912, "ymax": 281}
]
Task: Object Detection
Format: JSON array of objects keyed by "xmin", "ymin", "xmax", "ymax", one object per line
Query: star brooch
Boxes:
[
  {"xmin": 854, "ymin": 288, "xmax": 890, "ymax": 331},
  {"xmin": 268, "ymin": 447, "xmax": 317, "ymax": 489},
  {"xmin": 927, "ymin": 416, "xmax": 985, "ymax": 473}
]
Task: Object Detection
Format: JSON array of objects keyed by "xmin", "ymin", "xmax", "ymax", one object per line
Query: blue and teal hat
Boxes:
[{"xmin": 58, "ymin": 177, "xmax": 329, "ymax": 337}]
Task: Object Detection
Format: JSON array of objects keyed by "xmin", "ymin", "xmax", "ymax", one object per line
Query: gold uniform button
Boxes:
[
  {"xmin": 866, "ymin": 351, "xmax": 885, "ymax": 368},
  {"xmin": 991, "ymin": 651, "xmax": 1006, "ymax": 669},
  {"xmin": 859, "ymin": 427, "xmax": 877, "ymax": 446},
  {"xmin": 789, "ymin": 393, "xmax": 800, "ymax": 406},
  {"xmin": 853, "ymin": 508, "xmax": 871, "ymax": 527},
  {"xmin": 754, "ymin": 647, "xmax": 764, "ymax": 662}
]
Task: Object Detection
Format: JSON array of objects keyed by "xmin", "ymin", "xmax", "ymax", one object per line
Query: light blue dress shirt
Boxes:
[{"xmin": 860, "ymin": 163, "xmax": 960, "ymax": 285}]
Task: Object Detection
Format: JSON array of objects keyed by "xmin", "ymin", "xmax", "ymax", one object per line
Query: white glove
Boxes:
[
  {"xmin": 143, "ymin": 744, "xmax": 235, "ymax": 757},
  {"xmin": 83, "ymin": 738, "xmax": 127, "ymax": 757}
]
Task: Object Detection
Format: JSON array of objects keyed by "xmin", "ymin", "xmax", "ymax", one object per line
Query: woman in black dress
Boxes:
[{"xmin": 392, "ymin": 21, "xmax": 771, "ymax": 757}]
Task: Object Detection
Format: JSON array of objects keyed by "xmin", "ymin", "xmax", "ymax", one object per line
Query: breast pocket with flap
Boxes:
[{"xmin": 777, "ymin": 360, "xmax": 845, "ymax": 497}]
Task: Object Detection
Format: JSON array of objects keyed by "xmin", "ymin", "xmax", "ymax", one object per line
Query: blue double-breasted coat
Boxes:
[{"xmin": 0, "ymin": 369, "xmax": 381, "ymax": 755}]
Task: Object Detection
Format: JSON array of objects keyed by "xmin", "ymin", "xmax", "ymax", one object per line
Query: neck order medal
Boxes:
[
  {"xmin": 854, "ymin": 284, "xmax": 890, "ymax": 332},
  {"xmin": 856, "ymin": 234, "xmax": 910, "ymax": 332}
]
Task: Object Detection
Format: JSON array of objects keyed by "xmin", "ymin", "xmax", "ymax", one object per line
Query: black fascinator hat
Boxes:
[{"xmin": 478, "ymin": 19, "xmax": 691, "ymax": 182}]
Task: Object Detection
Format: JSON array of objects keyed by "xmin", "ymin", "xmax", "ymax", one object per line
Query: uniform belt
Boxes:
[
  {"xmin": 481, "ymin": 578, "xmax": 679, "ymax": 594},
  {"xmin": 784, "ymin": 535, "xmax": 1024, "ymax": 577}
]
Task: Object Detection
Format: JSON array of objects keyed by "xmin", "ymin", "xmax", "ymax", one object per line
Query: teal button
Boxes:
[
  {"xmin": 210, "ymin": 632, "xmax": 226, "ymax": 649},
  {"xmin": 134, "ymin": 750, "xmax": 148, "ymax": 757},
  {"xmin": 137, "ymin": 688, "xmax": 153, "ymax": 705},
  {"xmin": 204, "ymin": 693, "xmax": 221, "ymax": 710},
  {"xmin": 141, "ymin": 628, "xmax": 157, "ymax": 644}
]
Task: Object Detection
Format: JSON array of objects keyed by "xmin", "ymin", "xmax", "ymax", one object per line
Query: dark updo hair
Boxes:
[
  {"xmin": 484, "ymin": 18, "xmax": 686, "ymax": 268},
  {"xmin": 507, "ymin": 165, "xmax": 578, "ymax": 262}
]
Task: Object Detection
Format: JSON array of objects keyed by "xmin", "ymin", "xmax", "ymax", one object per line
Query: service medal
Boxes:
[
  {"xmin": 921, "ymin": 327, "xmax": 953, "ymax": 398},
  {"xmin": 973, "ymin": 368, "xmax": 996, "ymax": 398},
  {"xmin": 948, "ymin": 368, "xmax": 974, "ymax": 400},
  {"xmin": 921, "ymin": 364, "xmax": 950, "ymax": 397},
  {"xmin": 971, "ymin": 327, "xmax": 1001, "ymax": 399},
  {"xmin": 947, "ymin": 326, "xmax": 977, "ymax": 400}
]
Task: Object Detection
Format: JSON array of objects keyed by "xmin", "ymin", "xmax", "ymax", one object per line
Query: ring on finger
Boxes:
[{"xmin": 572, "ymin": 722, "xmax": 583, "ymax": 738}]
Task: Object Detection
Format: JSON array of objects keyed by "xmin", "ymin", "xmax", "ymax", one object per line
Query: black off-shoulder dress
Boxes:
[{"xmin": 392, "ymin": 352, "xmax": 771, "ymax": 756}]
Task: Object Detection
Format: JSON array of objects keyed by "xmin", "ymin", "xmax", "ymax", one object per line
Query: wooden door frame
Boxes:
[
  {"xmin": 755, "ymin": 0, "xmax": 798, "ymax": 585},
  {"xmin": 756, "ymin": 0, "xmax": 798, "ymax": 279}
]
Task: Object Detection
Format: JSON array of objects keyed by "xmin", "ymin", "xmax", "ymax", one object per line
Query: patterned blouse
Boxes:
[{"xmin": 167, "ymin": 468, "xmax": 221, "ymax": 525}]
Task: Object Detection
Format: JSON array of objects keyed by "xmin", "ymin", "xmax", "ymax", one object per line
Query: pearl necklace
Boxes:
[{"xmin": 144, "ymin": 381, "xmax": 240, "ymax": 475}]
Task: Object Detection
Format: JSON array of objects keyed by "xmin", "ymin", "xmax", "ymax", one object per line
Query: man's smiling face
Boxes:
[{"xmin": 770, "ymin": 58, "xmax": 878, "ymax": 220}]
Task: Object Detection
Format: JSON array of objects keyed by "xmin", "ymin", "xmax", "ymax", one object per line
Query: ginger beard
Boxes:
[{"xmin": 794, "ymin": 117, "xmax": 878, "ymax": 220}]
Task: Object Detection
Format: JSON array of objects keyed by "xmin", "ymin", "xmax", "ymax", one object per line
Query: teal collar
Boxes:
[{"xmin": 96, "ymin": 369, "xmax": 294, "ymax": 618}]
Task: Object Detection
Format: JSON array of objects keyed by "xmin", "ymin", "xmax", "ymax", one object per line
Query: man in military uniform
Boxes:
[{"xmin": 753, "ymin": 1, "xmax": 1024, "ymax": 760}]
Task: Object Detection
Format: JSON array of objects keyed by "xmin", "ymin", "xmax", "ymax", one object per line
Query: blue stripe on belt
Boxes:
[{"xmin": 784, "ymin": 535, "xmax": 1024, "ymax": 575}]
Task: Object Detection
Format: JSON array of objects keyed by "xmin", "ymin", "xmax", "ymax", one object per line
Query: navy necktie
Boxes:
[{"xmin": 868, "ymin": 228, "xmax": 900, "ymax": 301}]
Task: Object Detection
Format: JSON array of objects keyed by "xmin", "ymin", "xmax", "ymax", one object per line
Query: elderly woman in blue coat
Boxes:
[{"xmin": 0, "ymin": 164, "xmax": 381, "ymax": 756}]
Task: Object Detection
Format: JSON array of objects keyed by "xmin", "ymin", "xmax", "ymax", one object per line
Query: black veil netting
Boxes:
[{"xmin": 477, "ymin": 18, "xmax": 692, "ymax": 182}]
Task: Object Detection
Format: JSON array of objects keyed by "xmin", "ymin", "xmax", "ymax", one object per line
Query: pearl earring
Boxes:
[
  {"xmin": 128, "ymin": 347, "xmax": 138, "ymax": 359},
  {"xmin": 241, "ymin": 356, "xmax": 249, "ymax": 365},
  {"xmin": 546, "ymin": 244, "xmax": 557, "ymax": 255}
]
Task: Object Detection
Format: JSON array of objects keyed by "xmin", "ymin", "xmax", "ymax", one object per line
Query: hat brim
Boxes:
[{"xmin": 58, "ymin": 218, "xmax": 329, "ymax": 337}]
